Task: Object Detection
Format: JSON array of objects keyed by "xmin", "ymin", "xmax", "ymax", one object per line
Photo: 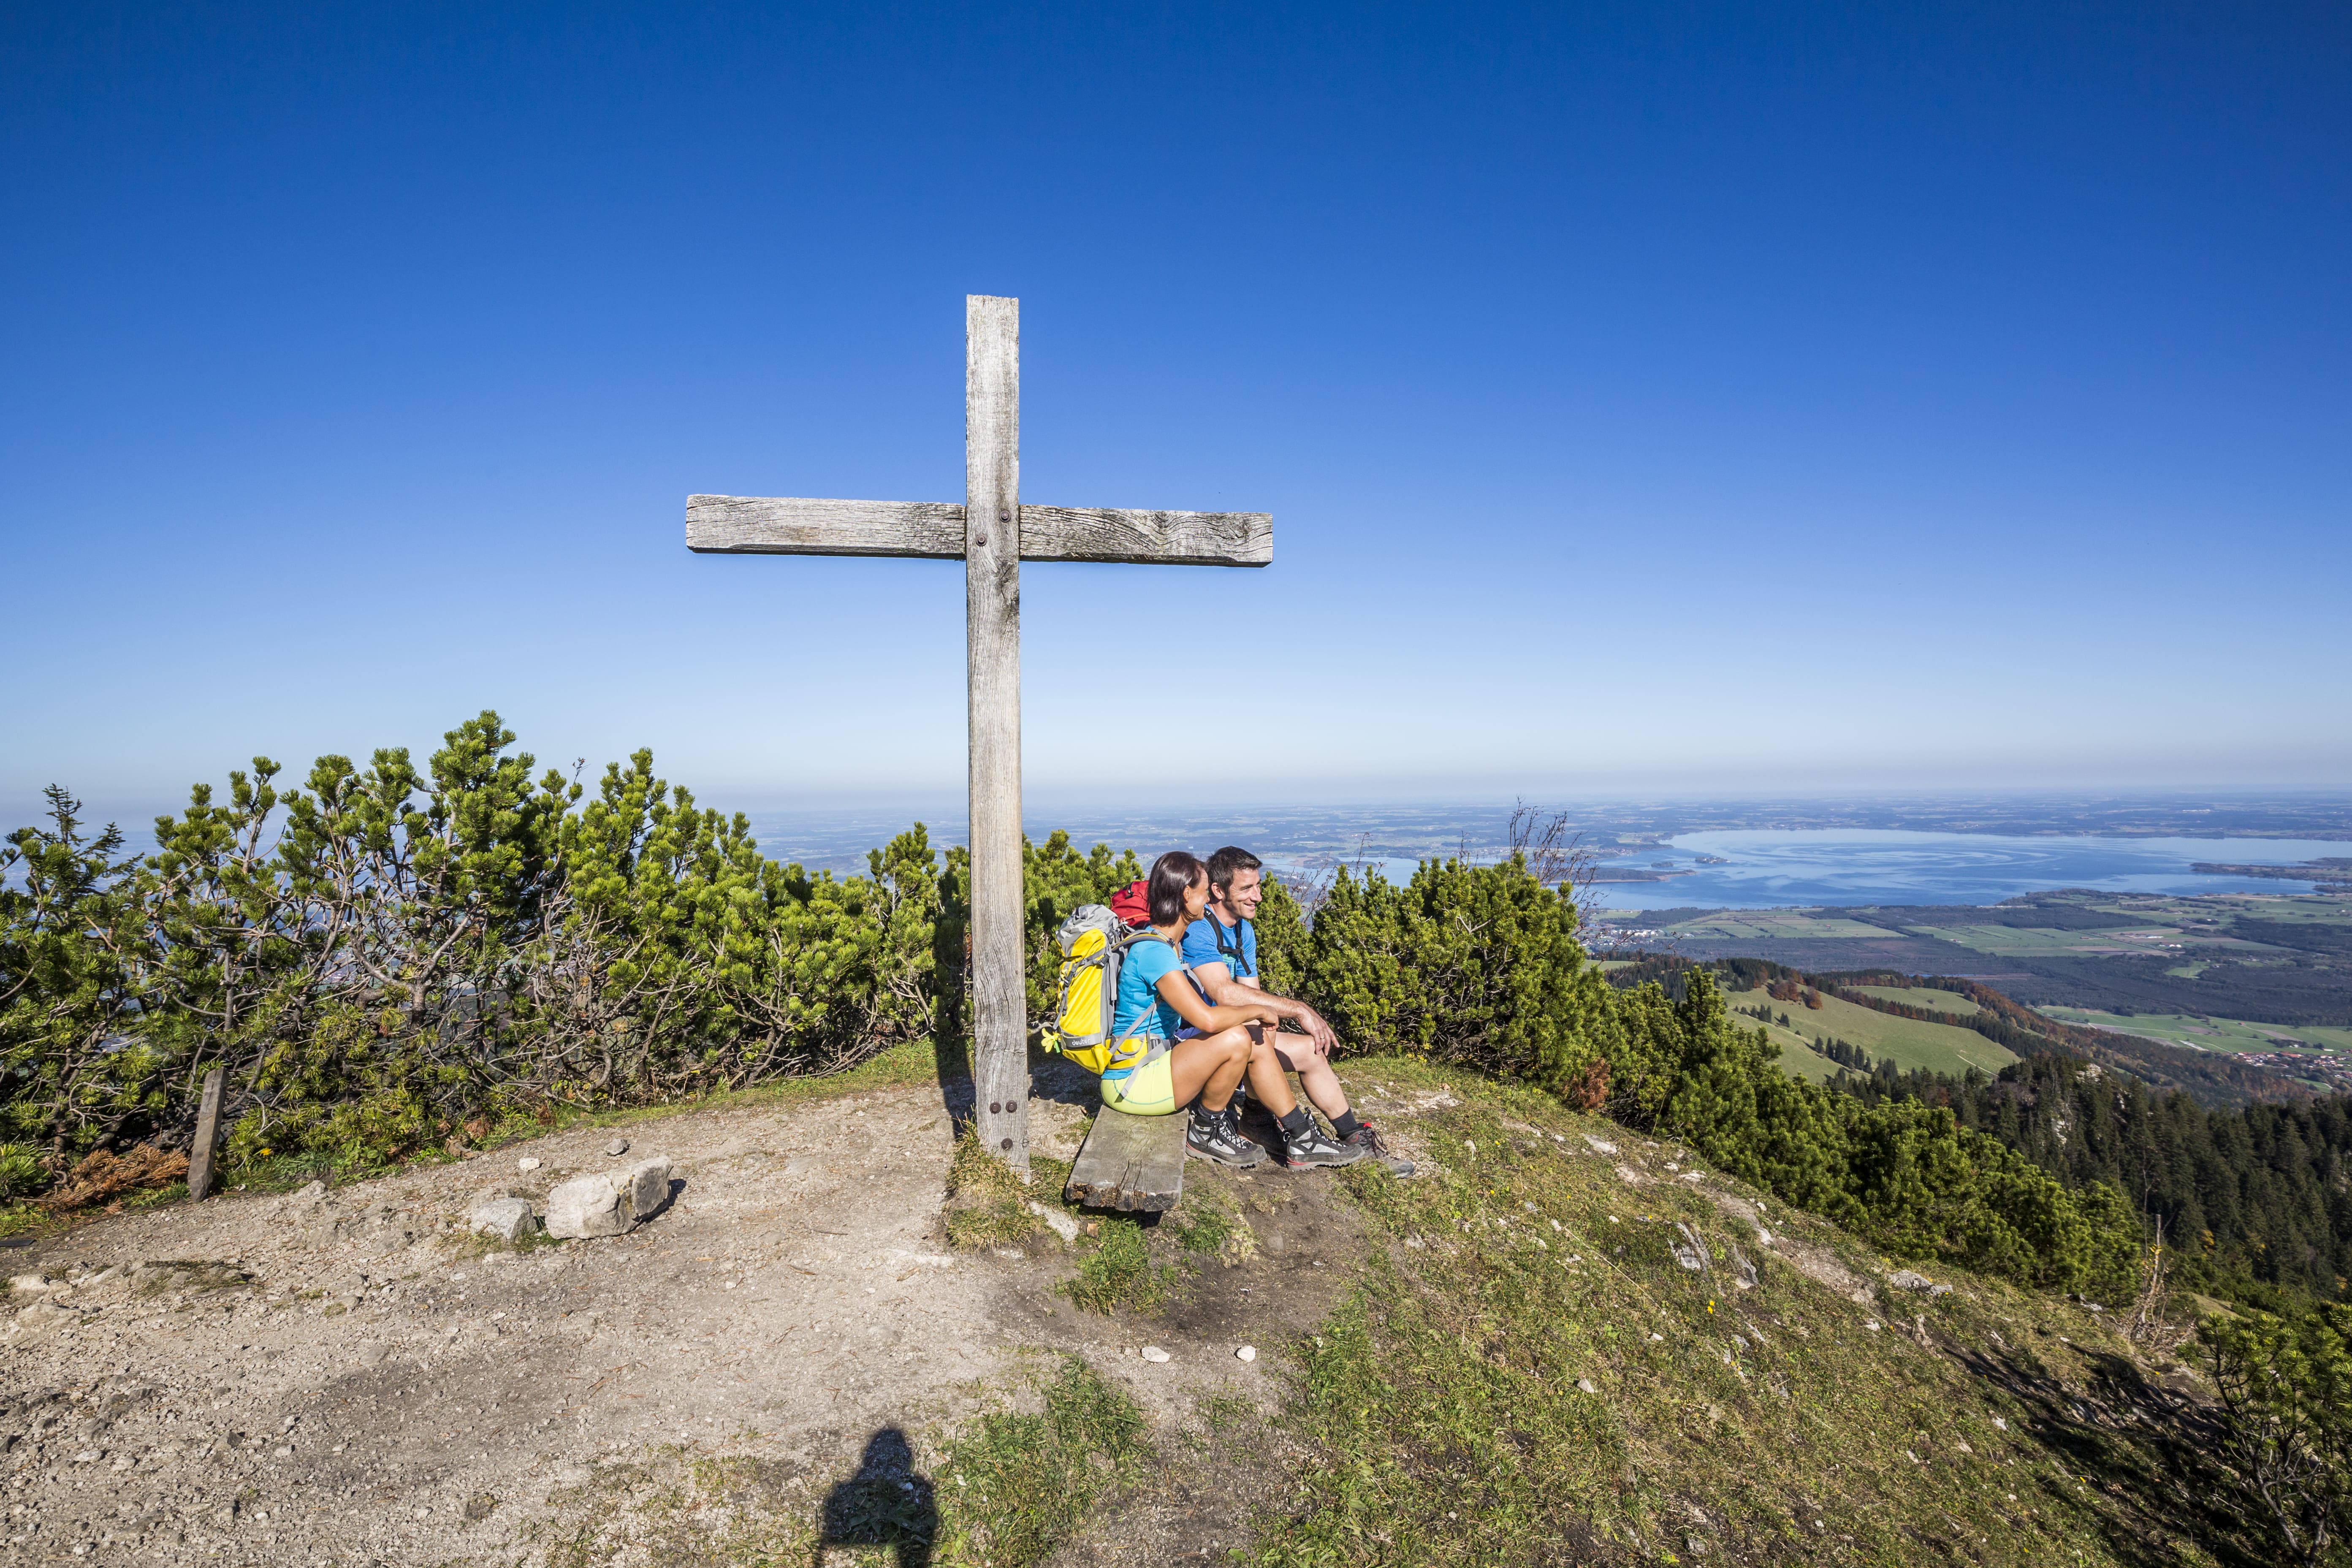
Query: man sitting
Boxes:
[{"xmin": 1184, "ymin": 846, "xmax": 1415, "ymax": 1174}]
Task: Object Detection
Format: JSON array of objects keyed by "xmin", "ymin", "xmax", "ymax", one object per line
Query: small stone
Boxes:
[
  {"xmin": 1577, "ymin": 1378, "xmax": 1597, "ymax": 1394},
  {"xmin": 1236, "ymin": 1345, "xmax": 1257, "ymax": 1362},
  {"xmin": 1888, "ymin": 1269, "xmax": 1936, "ymax": 1293},
  {"xmin": 605, "ymin": 1138, "xmax": 629, "ymax": 1157},
  {"xmin": 1025, "ymin": 1201, "xmax": 1079, "ymax": 1243},
  {"xmin": 9, "ymin": 1273, "xmax": 51, "ymax": 1292},
  {"xmin": 468, "ymin": 1196, "xmax": 537, "ymax": 1245},
  {"xmin": 517, "ymin": 1157, "xmax": 541, "ymax": 1172},
  {"xmin": 1260, "ymin": 1230, "xmax": 1288, "ymax": 1257},
  {"xmin": 1139, "ymin": 1345, "xmax": 1170, "ymax": 1363},
  {"xmin": 274, "ymin": 1445, "xmax": 293, "ymax": 1458}
]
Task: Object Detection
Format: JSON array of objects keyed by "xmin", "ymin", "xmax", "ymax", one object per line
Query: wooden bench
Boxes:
[{"xmin": 1064, "ymin": 1109, "xmax": 1186, "ymax": 1212}]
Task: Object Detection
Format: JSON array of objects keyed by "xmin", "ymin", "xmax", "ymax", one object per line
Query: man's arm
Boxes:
[{"xmin": 1193, "ymin": 963, "xmax": 1337, "ymax": 1055}]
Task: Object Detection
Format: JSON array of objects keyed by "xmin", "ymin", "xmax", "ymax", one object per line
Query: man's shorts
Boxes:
[{"xmin": 1101, "ymin": 1036, "xmax": 1177, "ymax": 1116}]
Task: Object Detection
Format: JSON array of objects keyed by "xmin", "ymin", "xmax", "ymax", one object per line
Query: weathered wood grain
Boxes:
[
  {"xmin": 685, "ymin": 495, "xmax": 967, "ymax": 557},
  {"xmin": 1065, "ymin": 1108, "xmax": 1188, "ymax": 1213},
  {"xmin": 966, "ymin": 294, "xmax": 1031, "ymax": 1177},
  {"xmin": 186, "ymin": 1066, "xmax": 225, "ymax": 1204},
  {"xmin": 687, "ymin": 496, "xmax": 1271, "ymax": 567},
  {"xmin": 1018, "ymin": 505, "xmax": 1271, "ymax": 566}
]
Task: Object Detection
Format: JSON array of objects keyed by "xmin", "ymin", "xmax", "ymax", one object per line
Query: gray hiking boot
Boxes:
[
  {"xmin": 1279, "ymin": 1120, "xmax": 1368, "ymax": 1169},
  {"xmin": 1340, "ymin": 1118, "xmax": 1415, "ymax": 1176},
  {"xmin": 1187, "ymin": 1108, "xmax": 1266, "ymax": 1169}
]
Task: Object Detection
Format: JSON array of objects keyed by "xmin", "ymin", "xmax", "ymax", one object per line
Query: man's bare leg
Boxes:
[{"xmin": 1282, "ymin": 1044, "xmax": 1352, "ymax": 1126}]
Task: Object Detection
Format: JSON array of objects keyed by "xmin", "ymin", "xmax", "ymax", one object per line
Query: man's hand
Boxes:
[
  {"xmin": 1301, "ymin": 1008, "xmax": 1339, "ymax": 1055},
  {"xmin": 1278, "ymin": 1007, "xmax": 1337, "ymax": 1060}
]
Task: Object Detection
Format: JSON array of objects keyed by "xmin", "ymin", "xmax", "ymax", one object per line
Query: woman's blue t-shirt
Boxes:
[{"xmin": 1112, "ymin": 937, "xmax": 1186, "ymax": 1040}]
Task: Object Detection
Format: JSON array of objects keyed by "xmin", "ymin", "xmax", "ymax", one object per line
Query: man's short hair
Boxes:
[{"xmin": 1207, "ymin": 846, "xmax": 1262, "ymax": 893}]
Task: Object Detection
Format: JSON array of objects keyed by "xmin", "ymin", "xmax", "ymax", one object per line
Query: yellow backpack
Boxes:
[{"xmin": 1040, "ymin": 906, "xmax": 1174, "ymax": 1075}]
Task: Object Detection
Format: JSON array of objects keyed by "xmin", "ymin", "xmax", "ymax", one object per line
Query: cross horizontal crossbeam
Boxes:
[{"xmin": 686, "ymin": 494, "xmax": 1272, "ymax": 567}]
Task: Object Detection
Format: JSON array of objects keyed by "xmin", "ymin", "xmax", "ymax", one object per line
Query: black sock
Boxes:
[
  {"xmin": 1330, "ymin": 1110, "xmax": 1362, "ymax": 1141},
  {"xmin": 1277, "ymin": 1106, "xmax": 1313, "ymax": 1140},
  {"xmin": 1192, "ymin": 1101, "xmax": 1223, "ymax": 1127}
]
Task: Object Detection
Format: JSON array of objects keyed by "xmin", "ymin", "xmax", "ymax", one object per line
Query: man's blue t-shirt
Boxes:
[
  {"xmin": 1112, "ymin": 937, "xmax": 1186, "ymax": 1040},
  {"xmin": 1183, "ymin": 912, "xmax": 1257, "ymax": 983}
]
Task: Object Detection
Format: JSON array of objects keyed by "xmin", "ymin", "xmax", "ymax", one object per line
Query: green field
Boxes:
[
  {"xmin": 2037, "ymin": 1006, "xmax": 2352, "ymax": 1057},
  {"xmin": 1728, "ymin": 985, "xmax": 2018, "ymax": 1081},
  {"xmin": 1649, "ymin": 911, "xmax": 1893, "ymax": 940},
  {"xmin": 1913, "ymin": 923, "xmax": 2193, "ymax": 957},
  {"xmin": 1852, "ymin": 983, "xmax": 1981, "ymax": 1016}
]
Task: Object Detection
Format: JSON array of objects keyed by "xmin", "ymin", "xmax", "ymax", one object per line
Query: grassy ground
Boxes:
[
  {"xmin": 1229, "ymin": 1057, "xmax": 2234, "ymax": 1567},
  {"xmin": 1725, "ymin": 986, "xmax": 2019, "ymax": 1081},
  {"xmin": 1851, "ymin": 984, "xmax": 1981, "ymax": 1016}
]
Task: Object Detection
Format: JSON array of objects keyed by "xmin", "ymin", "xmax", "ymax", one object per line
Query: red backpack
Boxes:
[{"xmin": 1107, "ymin": 878, "xmax": 1150, "ymax": 930}]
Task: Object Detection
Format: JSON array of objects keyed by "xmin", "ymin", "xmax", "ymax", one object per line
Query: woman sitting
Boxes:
[{"xmin": 1104, "ymin": 850, "xmax": 1296, "ymax": 1168}]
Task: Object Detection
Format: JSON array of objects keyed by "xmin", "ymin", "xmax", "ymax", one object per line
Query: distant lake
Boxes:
[
  {"xmin": 736, "ymin": 811, "xmax": 2344, "ymax": 912},
  {"xmin": 1590, "ymin": 830, "xmax": 2349, "ymax": 911}
]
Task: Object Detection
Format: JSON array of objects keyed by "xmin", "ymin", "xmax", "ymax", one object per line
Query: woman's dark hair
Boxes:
[{"xmin": 1148, "ymin": 851, "xmax": 1205, "ymax": 927}]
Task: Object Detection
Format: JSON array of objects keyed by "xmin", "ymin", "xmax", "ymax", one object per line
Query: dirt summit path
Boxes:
[{"xmin": 1, "ymin": 1061, "xmax": 1412, "ymax": 1565}]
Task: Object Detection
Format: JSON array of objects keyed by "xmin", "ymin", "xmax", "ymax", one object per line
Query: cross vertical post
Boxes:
[{"xmin": 964, "ymin": 295, "xmax": 1028, "ymax": 1174}]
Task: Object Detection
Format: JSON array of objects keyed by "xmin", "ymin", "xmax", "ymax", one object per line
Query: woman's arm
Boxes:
[{"xmin": 1156, "ymin": 969, "xmax": 1280, "ymax": 1034}]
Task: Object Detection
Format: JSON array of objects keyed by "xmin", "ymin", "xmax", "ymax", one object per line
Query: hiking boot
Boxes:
[
  {"xmin": 1279, "ymin": 1121, "xmax": 1368, "ymax": 1169},
  {"xmin": 1340, "ymin": 1119, "xmax": 1415, "ymax": 1177},
  {"xmin": 1187, "ymin": 1108, "xmax": 1266, "ymax": 1168}
]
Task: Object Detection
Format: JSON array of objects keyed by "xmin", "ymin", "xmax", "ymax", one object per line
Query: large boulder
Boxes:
[{"xmin": 544, "ymin": 1156, "xmax": 673, "ymax": 1240}]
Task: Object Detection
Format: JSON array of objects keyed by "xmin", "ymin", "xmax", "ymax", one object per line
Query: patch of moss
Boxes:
[
  {"xmin": 1058, "ymin": 1215, "xmax": 1175, "ymax": 1315},
  {"xmin": 933, "ymin": 1355, "xmax": 1149, "ymax": 1564}
]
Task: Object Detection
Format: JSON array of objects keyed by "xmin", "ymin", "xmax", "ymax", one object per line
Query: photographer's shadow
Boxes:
[{"xmin": 814, "ymin": 1428, "xmax": 937, "ymax": 1567}]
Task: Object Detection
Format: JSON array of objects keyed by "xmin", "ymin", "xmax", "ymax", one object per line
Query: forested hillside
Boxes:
[
  {"xmin": 1836, "ymin": 1055, "xmax": 2352, "ymax": 1305},
  {"xmin": 1599, "ymin": 951, "xmax": 2352, "ymax": 1308}
]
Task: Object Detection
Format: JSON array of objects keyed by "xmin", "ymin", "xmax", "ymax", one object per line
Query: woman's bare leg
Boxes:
[{"xmin": 1168, "ymin": 1029, "xmax": 1251, "ymax": 1112}]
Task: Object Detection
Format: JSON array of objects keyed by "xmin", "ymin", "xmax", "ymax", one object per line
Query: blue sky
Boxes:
[{"xmin": 5, "ymin": 1, "xmax": 2347, "ymax": 827}]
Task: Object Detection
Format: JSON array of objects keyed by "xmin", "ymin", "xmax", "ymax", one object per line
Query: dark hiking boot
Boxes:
[
  {"xmin": 1279, "ymin": 1121, "xmax": 1368, "ymax": 1169},
  {"xmin": 1340, "ymin": 1119, "xmax": 1415, "ymax": 1177},
  {"xmin": 1187, "ymin": 1108, "xmax": 1266, "ymax": 1168}
]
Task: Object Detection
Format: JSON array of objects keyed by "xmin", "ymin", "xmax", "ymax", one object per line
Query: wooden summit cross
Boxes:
[{"xmin": 686, "ymin": 295, "xmax": 1270, "ymax": 1176}]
